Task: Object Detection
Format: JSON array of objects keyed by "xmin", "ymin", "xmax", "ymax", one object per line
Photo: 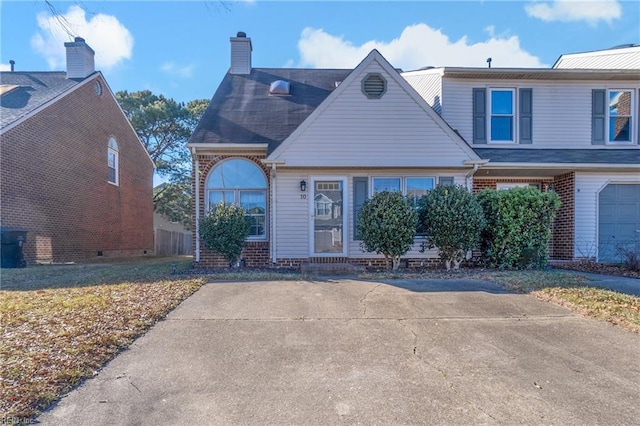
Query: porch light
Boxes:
[{"xmin": 300, "ymin": 180, "xmax": 307, "ymax": 192}]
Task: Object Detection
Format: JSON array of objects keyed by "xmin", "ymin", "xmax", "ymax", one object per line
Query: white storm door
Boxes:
[{"xmin": 309, "ymin": 177, "xmax": 348, "ymax": 256}]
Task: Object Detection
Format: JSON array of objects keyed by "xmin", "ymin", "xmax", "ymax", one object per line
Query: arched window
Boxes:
[
  {"xmin": 108, "ymin": 138, "xmax": 119, "ymax": 185},
  {"xmin": 206, "ymin": 159, "xmax": 267, "ymax": 238}
]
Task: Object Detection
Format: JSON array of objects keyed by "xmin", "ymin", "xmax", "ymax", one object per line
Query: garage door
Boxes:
[{"xmin": 598, "ymin": 184, "xmax": 640, "ymax": 263}]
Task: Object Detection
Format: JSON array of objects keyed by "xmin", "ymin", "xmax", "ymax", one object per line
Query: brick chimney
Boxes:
[
  {"xmin": 64, "ymin": 37, "xmax": 95, "ymax": 79},
  {"xmin": 230, "ymin": 31, "xmax": 252, "ymax": 75}
]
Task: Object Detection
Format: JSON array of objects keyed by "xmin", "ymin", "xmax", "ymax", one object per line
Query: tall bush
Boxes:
[
  {"xmin": 476, "ymin": 187, "xmax": 561, "ymax": 269},
  {"xmin": 417, "ymin": 185, "xmax": 485, "ymax": 271},
  {"xmin": 357, "ymin": 191, "xmax": 417, "ymax": 270},
  {"xmin": 199, "ymin": 202, "xmax": 249, "ymax": 266}
]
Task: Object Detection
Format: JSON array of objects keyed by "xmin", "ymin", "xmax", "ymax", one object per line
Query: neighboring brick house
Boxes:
[
  {"xmin": 1, "ymin": 37, "xmax": 154, "ymax": 263},
  {"xmin": 188, "ymin": 33, "xmax": 639, "ymax": 268}
]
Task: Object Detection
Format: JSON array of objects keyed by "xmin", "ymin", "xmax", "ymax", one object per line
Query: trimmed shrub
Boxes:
[
  {"xmin": 357, "ymin": 191, "xmax": 418, "ymax": 270},
  {"xmin": 476, "ymin": 187, "xmax": 561, "ymax": 269},
  {"xmin": 199, "ymin": 202, "xmax": 249, "ymax": 266},
  {"xmin": 417, "ymin": 184, "xmax": 485, "ymax": 271}
]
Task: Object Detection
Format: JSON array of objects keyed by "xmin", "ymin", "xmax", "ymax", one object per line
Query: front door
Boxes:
[{"xmin": 310, "ymin": 177, "xmax": 347, "ymax": 256}]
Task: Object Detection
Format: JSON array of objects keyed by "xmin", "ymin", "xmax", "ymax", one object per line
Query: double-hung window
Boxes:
[
  {"xmin": 593, "ymin": 89, "xmax": 635, "ymax": 144},
  {"xmin": 608, "ymin": 90, "xmax": 633, "ymax": 143},
  {"xmin": 107, "ymin": 138, "xmax": 119, "ymax": 185},
  {"xmin": 473, "ymin": 87, "xmax": 532, "ymax": 144},
  {"xmin": 490, "ymin": 89, "xmax": 515, "ymax": 142},
  {"xmin": 206, "ymin": 159, "xmax": 267, "ymax": 239}
]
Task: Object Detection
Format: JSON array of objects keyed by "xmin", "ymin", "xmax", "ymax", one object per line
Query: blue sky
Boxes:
[{"xmin": 1, "ymin": 0, "xmax": 639, "ymax": 106}]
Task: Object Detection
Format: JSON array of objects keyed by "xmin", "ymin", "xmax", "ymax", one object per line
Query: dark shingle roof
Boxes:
[
  {"xmin": 188, "ymin": 68, "xmax": 352, "ymax": 154},
  {"xmin": 0, "ymin": 72, "xmax": 89, "ymax": 129},
  {"xmin": 474, "ymin": 148, "xmax": 640, "ymax": 165}
]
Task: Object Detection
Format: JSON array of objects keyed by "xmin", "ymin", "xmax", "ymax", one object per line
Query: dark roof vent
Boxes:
[
  {"xmin": 362, "ymin": 73, "xmax": 386, "ymax": 99},
  {"xmin": 74, "ymin": 37, "xmax": 85, "ymax": 43},
  {"xmin": 9, "ymin": 60, "xmax": 15, "ymax": 72},
  {"xmin": 237, "ymin": 31, "xmax": 247, "ymax": 38},
  {"xmin": 269, "ymin": 80, "xmax": 290, "ymax": 96}
]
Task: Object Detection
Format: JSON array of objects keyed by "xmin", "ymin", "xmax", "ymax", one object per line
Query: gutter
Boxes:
[{"xmin": 480, "ymin": 162, "xmax": 640, "ymax": 169}]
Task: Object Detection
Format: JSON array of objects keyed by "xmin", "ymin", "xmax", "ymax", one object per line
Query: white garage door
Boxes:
[{"xmin": 598, "ymin": 184, "xmax": 640, "ymax": 263}]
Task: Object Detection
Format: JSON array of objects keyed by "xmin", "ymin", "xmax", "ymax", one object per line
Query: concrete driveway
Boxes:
[{"xmin": 40, "ymin": 278, "xmax": 640, "ymax": 425}]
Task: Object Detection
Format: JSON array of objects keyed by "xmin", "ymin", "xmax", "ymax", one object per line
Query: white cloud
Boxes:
[
  {"xmin": 30, "ymin": 5, "xmax": 133, "ymax": 70},
  {"xmin": 297, "ymin": 24, "xmax": 546, "ymax": 70},
  {"xmin": 0, "ymin": 63, "xmax": 11, "ymax": 71},
  {"xmin": 525, "ymin": 0, "xmax": 621, "ymax": 25},
  {"xmin": 161, "ymin": 62, "xmax": 195, "ymax": 79}
]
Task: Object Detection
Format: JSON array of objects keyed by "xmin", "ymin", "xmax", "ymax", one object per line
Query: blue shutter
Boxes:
[
  {"xmin": 438, "ymin": 176, "xmax": 454, "ymax": 186},
  {"xmin": 473, "ymin": 88, "xmax": 487, "ymax": 144},
  {"xmin": 592, "ymin": 89, "xmax": 606, "ymax": 145},
  {"xmin": 353, "ymin": 177, "xmax": 368, "ymax": 240},
  {"xmin": 519, "ymin": 88, "xmax": 532, "ymax": 144}
]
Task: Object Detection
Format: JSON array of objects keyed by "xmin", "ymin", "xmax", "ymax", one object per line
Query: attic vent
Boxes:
[
  {"xmin": 269, "ymin": 80, "xmax": 290, "ymax": 95},
  {"xmin": 362, "ymin": 73, "xmax": 386, "ymax": 99}
]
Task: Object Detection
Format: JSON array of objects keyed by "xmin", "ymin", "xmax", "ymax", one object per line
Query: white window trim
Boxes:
[
  {"xmin": 107, "ymin": 138, "xmax": 119, "ymax": 186},
  {"xmin": 605, "ymin": 88, "xmax": 635, "ymax": 145},
  {"xmin": 488, "ymin": 88, "xmax": 517, "ymax": 144}
]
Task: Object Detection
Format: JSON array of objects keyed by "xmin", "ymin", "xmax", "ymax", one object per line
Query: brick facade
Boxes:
[
  {"xmin": 472, "ymin": 175, "xmax": 576, "ymax": 261},
  {"xmin": 550, "ymin": 172, "xmax": 575, "ymax": 260},
  {"xmin": 193, "ymin": 154, "xmax": 272, "ymax": 268},
  {"xmin": 0, "ymin": 75, "xmax": 154, "ymax": 263}
]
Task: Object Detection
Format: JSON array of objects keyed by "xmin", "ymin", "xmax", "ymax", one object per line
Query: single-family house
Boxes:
[
  {"xmin": 1, "ymin": 38, "xmax": 155, "ymax": 264},
  {"xmin": 188, "ymin": 33, "xmax": 639, "ymax": 267}
]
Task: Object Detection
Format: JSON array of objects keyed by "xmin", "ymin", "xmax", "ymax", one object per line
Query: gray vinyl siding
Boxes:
[
  {"xmin": 274, "ymin": 172, "xmax": 310, "ymax": 258},
  {"xmin": 274, "ymin": 62, "xmax": 476, "ymax": 167},
  {"xmin": 274, "ymin": 170, "xmax": 469, "ymax": 260},
  {"xmin": 574, "ymin": 172, "xmax": 640, "ymax": 260},
  {"xmin": 440, "ymin": 79, "xmax": 640, "ymax": 148},
  {"xmin": 401, "ymin": 70, "xmax": 443, "ymax": 114}
]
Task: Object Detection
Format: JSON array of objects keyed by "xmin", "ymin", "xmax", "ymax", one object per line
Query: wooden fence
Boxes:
[{"xmin": 154, "ymin": 229, "xmax": 193, "ymax": 256}]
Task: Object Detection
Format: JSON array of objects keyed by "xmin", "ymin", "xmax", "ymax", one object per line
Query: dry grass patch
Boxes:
[
  {"xmin": 0, "ymin": 257, "xmax": 204, "ymax": 420},
  {"xmin": 491, "ymin": 270, "xmax": 640, "ymax": 333}
]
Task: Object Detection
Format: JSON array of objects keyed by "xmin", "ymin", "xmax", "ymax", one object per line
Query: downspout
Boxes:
[
  {"xmin": 192, "ymin": 148, "xmax": 200, "ymax": 263},
  {"xmin": 271, "ymin": 163, "xmax": 277, "ymax": 264},
  {"xmin": 465, "ymin": 164, "xmax": 479, "ymax": 192},
  {"xmin": 464, "ymin": 160, "xmax": 489, "ymax": 192}
]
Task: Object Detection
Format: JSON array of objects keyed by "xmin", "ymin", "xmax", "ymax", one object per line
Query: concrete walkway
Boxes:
[
  {"xmin": 556, "ymin": 269, "xmax": 640, "ymax": 297},
  {"xmin": 39, "ymin": 278, "xmax": 640, "ymax": 425}
]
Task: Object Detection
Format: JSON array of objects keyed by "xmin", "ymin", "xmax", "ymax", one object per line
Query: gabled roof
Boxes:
[
  {"xmin": 475, "ymin": 148, "xmax": 640, "ymax": 166},
  {"xmin": 267, "ymin": 49, "xmax": 480, "ymax": 167},
  {"xmin": 553, "ymin": 45, "xmax": 640, "ymax": 69},
  {"xmin": 0, "ymin": 71, "xmax": 94, "ymax": 129},
  {"xmin": 187, "ymin": 68, "xmax": 352, "ymax": 154}
]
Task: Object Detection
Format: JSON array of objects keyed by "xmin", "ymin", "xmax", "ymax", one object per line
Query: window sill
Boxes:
[{"xmin": 107, "ymin": 181, "xmax": 119, "ymax": 187}]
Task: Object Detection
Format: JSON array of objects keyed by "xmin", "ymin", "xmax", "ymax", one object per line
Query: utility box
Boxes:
[{"xmin": 1, "ymin": 227, "xmax": 27, "ymax": 268}]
